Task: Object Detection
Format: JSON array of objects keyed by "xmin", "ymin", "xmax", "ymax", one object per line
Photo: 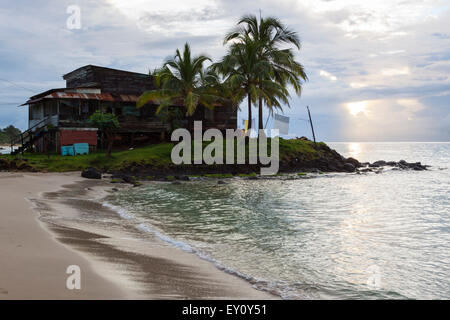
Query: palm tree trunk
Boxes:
[
  {"xmin": 247, "ymin": 93, "xmax": 252, "ymax": 130},
  {"xmin": 258, "ymin": 96, "xmax": 263, "ymax": 132}
]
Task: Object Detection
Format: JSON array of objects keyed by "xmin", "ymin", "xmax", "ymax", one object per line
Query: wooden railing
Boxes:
[{"xmin": 10, "ymin": 116, "xmax": 53, "ymax": 154}]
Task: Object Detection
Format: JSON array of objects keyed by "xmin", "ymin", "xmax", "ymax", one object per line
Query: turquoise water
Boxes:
[{"xmin": 106, "ymin": 142, "xmax": 450, "ymax": 299}]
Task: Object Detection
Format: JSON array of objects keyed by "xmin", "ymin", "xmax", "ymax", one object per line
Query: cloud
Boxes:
[
  {"xmin": 381, "ymin": 67, "xmax": 411, "ymax": 76},
  {"xmin": 0, "ymin": 0, "xmax": 448, "ymax": 141},
  {"xmin": 319, "ymin": 70, "xmax": 338, "ymax": 81}
]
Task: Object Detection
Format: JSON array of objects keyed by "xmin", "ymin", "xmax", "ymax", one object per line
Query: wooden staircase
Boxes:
[{"xmin": 10, "ymin": 117, "xmax": 53, "ymax": 155}]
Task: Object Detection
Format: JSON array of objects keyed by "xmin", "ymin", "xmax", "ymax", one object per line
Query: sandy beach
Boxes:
[{"xmin": 0, "ymin": 172, "xmax": 276, "ymax": 300}]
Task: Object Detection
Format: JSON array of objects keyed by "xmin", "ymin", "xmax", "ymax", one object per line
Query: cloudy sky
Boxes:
[{"xmin": 0, "ymin": 0, "xmax": 449, "ymax": 141}]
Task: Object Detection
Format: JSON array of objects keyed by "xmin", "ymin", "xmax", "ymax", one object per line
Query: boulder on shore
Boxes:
[
  {"xmin": 365, "ymin": 159, "xmax": 428, "ymax": 171},
  {"xmin": 343, "ymin": 163, "xmax": 356, "ymax": 172},
  {"xmin": 346, "ymin": 157, "xmax": 361, "ymax": 168},
  {"xmin": 371, "ymin": 160, "xmax": 387, "ymax": 167},
  {"xmin": 81, "ymin": 167, "xmax": 102, "ymax": 179},
  {"xmin": 0, "ymin": 158, "xmax": 9, "ymax": 170},
  {"xmin": 122, "ymin": 175, "xmax": 137, "ymax": 185}
]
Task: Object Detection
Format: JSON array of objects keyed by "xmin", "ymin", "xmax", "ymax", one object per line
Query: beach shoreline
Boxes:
[{"xmin": 0, "ymin": 172, "xmax": 277, "ymax": 300}]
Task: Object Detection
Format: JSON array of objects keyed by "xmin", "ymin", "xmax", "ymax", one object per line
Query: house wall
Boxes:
[
  {"xmin": 192, "ymin": 104, "xmax": 237, "ymax": 131},
  {"xmin": 59, "ymin": 128, "xmax": 98, "ymax": 147}
]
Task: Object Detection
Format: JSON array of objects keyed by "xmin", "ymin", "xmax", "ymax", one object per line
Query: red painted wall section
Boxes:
[{"xmin": 60, "ymin": 130, "xmax": 98, "ymax": 146}]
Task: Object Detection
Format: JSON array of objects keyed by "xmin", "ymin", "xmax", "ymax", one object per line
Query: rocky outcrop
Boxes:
[
  {"xmin": 343, "ymin": 163, "xmax": 356, "ymax": 172},
  {"xmin": 81, "ymin": 167, "xmax": 102, "ymax": 179},
  {"xmin": 357, "ymin": 160, "xmax": 429, "ymax": 173},
  {"xmin": 0, "ymin": 158, "xmax": 35, "ymax": 172},
  {"xmin": 0, "ymin": 158, "xmax": 9, "ymax": 170}
]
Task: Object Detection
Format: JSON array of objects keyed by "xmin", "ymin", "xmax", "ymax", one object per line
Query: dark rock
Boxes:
[
  {"xmin": 346, "ymin": 157, "xmax": 361, "ymax": 168},
  {"xmin": 217, "ymin": 180, "xmax": 227, "ymax": 185},
  {"xmin": 179, "ymin": 175, "xmax": 190, "ymax": 181},
  {"xmin": 122, "ymin": 175, "xmax": 136, "ymax": 184},
  {"xmin": 372, "ymin": 160, "xmax": 387, "ymax": 167},
  {"xmin": 0, "ymin": 158, "xmax": 9, "ymax": 170},
  {"xmin": 171, "ymin": 181, "xmax": 181, "ymax": 185},
  {"xmin": 328, "ymin": 164, "xmax": 338, "ymax": 171},
  {"xmin": 343, "ymin": 163, "xmax": 356, "ymax": 172},
  {"xmin": 331, "ymin": 150, "xmax": 345, "ymax": 161},
  {"xmin": 81, "ymin": 167, "xmax": 101, "ymax": 179},
  {"xmin": 247, "ymin": 176, "xmax": 258, "ymax": 180},
  {"xmin": 395, "ymin": 160, "xmax": 427, "ymax": 171},
  {"xmin": 111, "ymin": 188, "xmax": 119, "ymax": 192}
]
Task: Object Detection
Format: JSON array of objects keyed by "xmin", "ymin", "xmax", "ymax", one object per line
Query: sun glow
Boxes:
[
  {"xmin": 347, "ymin": 101, "xmax": 368, "ymax": 116},
  {"xmin": 348, "ymin": 143, "xmax": 361, "ymax": 158}
]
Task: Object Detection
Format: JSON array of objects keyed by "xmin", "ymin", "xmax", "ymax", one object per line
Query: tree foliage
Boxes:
[
  {"xmin": 0, "ymin": 125, "xmax": 21, "ymax": 144},
  {"xmin": 137, "ymin": 43, "xmax": 224, "ymax": 117},
  {"xmin": 89, "ymin": 111, "xmax": 119, "ymax": 157},
  {"xmin": 223, "ymin": 14, "xmax": 307, "ymax": 130}
]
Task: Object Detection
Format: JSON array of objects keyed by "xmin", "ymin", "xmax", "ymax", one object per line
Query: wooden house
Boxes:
[{"xmin": 15, "ymin": 65, "xmax": 237, "ymax": 154}]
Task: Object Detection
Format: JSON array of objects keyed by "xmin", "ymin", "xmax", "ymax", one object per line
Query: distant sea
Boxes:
[
  {"xmin": 0, "ymin": 146, "xmax": 16, "ymax": 154},
  {"xmin": 103, "ymin": 142, "xmax": 449, "ymax": 299}
]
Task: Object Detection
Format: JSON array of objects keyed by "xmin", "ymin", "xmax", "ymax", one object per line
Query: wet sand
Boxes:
[
  {"xmin": 0, "ymin": 172, "xmax": 277, "ymax": 299},
  {"xmin": 0, "ymin": 172, "xmax": 126, "ymax": 299}
]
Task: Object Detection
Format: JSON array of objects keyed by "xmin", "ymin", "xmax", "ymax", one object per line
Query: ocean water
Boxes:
[
  {"xmin": 0, "ymin": 146, "xmax": 17, "ymax": 154},
  {"xmin": 105, "ymin": 142, "xmax": 450, "ymax": 299}
]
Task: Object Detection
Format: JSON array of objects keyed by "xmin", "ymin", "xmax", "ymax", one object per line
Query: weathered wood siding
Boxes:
[{"xmin": 64, "ymin": 65, "xmax": 154, "ymax": 95}]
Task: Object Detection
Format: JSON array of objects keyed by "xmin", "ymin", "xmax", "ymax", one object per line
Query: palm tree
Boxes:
[
  {"xmin": 212, "ymin": 38, "xmax": 289, "ymax": 131},
  {"xmin": 211, "ymin": 39, "xmax": 260, "ymax": 130},
  {"xmin": 224, "ymin": 15, "xmax": 307, "ymax": 131},
  {"xmin": 137, "ymin": 43, "xmax": 221, "ymax": 128}
]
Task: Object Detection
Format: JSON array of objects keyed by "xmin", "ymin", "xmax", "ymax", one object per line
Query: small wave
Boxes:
[
  {"xmin": 103, "ymin": 200, "xmax": 292, "ymax": 299},
  {"xmin": 136, "ymin": 223, "xmax": 195, "ymax": 253},
  {"xmin": 102, "ymin": 202, "xmax": 135, "ymax": 220}
]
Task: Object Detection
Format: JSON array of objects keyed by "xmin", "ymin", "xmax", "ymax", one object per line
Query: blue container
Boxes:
[
  {"xmin": 61, "ymin": 145, "xmax": 74, "ymax": 156},
  {"xmin": 73, "ymin": 143, "xmax": 89, "ymax": 155}
]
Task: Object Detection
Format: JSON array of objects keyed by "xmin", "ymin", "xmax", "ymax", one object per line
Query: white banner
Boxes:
[{"xmin": 274, "ymin": 114, "xmax": 289, "ymax": 135}]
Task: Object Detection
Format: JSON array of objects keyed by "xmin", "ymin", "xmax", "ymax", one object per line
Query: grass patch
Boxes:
[
  {"xmin": 1, "ymin": 138, "xmax": 330, "ymax": 173},
  {"xmin": 203, "ymin": 173, "xmax": 234, "ymax": 179},
  {"xmin": 237, "ymin": 172, "xmax": 257, "ymax": 177}
]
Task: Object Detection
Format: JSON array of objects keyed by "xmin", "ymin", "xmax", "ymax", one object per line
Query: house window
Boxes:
[
  {"xmin": 123, "ymin": 105, "xmax": 140, "ymax": 117},
  {"xmin": 30, "ymin": 104, "xmax": 42, "ymax": 120}
]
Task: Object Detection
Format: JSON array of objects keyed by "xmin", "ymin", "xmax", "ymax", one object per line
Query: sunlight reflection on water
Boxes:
[{"xmin": 107, "ymin": 142, "xmax": 450, "ymax": 299}]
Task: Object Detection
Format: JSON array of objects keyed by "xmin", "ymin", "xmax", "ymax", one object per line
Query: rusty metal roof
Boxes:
[{"xmin": 21, "ymin": 92, "xmax": 139, "ymax": 106}]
